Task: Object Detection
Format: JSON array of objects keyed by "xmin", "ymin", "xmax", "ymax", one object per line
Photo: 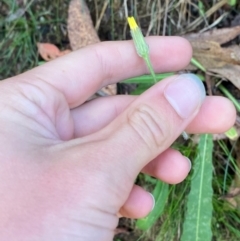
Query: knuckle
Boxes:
[{"xmin": 127, "ymin": 104, "xmax": 169, "ymax": 149}]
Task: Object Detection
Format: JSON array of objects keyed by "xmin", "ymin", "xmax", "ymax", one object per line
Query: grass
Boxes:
[
  {"xmin": 1, "ymin": 0, "xmax": 240, "ymax": 241},
  {"xmin": 0, "ymin": 0, "xmax": 69, "ymax": 79}
]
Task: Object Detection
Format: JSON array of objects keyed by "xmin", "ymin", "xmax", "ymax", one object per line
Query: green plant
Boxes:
[
  {"xmin": 136, "ymin": 180, "xmax": 169, "ymax": 231},
  {"xmin": 181, "ymin": 134, "xmax": 214, "ymax": 241}
]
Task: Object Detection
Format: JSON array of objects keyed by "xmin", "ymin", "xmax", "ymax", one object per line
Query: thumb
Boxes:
[{"xmin": 101, "ymin": 74, "xmax": 205, "ymax": 180}]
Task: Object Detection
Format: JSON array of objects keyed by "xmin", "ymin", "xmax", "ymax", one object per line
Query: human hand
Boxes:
[{"xmin": 0, "ymin": 37, "xmax": 235, "ymax": 240}]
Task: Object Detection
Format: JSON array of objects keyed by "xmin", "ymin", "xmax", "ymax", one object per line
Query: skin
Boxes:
[{"xmin": 0, "ymin": 37, "xmax": 236, "ymax": 241}]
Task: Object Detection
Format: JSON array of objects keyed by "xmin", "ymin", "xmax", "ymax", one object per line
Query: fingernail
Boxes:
[
  {"xmin": 164, "ymin": 74, "xmax": 205, "ymax": 119},
  {"xmin": 185, "ymin": 157, "xmax": 192, "ymax": 171},
  {"xmin": 149, "ymin": 192, "xmax": 155, "ymax": 211}
]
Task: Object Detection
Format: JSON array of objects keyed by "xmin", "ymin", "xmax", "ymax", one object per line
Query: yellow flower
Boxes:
[
  {"xmin": 127, "ymin": 16, "xmax": 149, "ymax": 59},
  {"xmin": 127, "ymin": 16, "xmax": 138, "ymax": 30}
]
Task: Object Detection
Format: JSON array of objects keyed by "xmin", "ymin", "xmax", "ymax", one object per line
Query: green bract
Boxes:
[{"xmin": 127, "ymin": 17, "xmax": 157, "ymax": 83}]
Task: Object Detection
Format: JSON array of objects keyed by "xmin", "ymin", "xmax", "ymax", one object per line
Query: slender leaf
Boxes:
[
  {"xmin": 124, "ymin": 73, "xmax": 205, "ymax": 84},
  {"xmin": 181, "ymin": 134, "xmax": 213, "ymax": 241},
  {"xmin": 124, "ymin": 73, "xmax": 174, "ymax": 84},
  {"xmin": 190, "ymin": 57, "xmax": 206, "ymax": 72},
  {"xmin": 136, "ymin": 180, "xmax": 169, "ymax": 230}
]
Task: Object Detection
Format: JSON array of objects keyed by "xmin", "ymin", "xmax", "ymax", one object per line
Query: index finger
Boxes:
[{"xmin": 17, "ymin": 36, "xmax": 192, "ymax": 108}]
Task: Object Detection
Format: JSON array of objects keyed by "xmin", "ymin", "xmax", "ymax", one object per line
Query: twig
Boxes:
[
  {"xmin": 162, "ymin": 0, "xmax": 169, "ymax": 36},
  {"xmin": 183, "ymin": 0, "xmax": 228, "ymax": 33},
  {"xmin": 124, "ymin": 0, "xmax": 128, "ymax": 18},
  {"xmin": 95, "ymin": 0, "xmax": 108, "ymax": 31}
]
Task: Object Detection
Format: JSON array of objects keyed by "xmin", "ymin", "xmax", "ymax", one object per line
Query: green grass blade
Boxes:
[
  {"xmin": 181, "ymin": 134, "xmax": 213, "ymax": 241},
  {"xmin": 190, "ymin": 58, "xmax": 206, "ymax": 72},
  {"xmin": 136, "ymin": 180, "xmax": 169, "ymax": 230}
]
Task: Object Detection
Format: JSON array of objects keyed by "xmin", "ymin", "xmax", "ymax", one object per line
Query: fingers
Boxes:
[
  {"xmin": 142, "ymin": 148, "xmax": 191, "ymax": 184},
  {"xmin": 118, "ymin": 149, "xmax": 190, "ymax": 218},
  {"xmin": 118, "ymin": 185, "xmax": 154, "ymax": 219},
  {"xmin": 186, "ymin": 96, "xmax": 236, "ymax": 133},
  {"xmin": 16, "ymin": 37, "xmax": 192, "ymax": 108},
  {"xmin": 118, "ymin": 147, "xmax": 190, "ymax": 219},
  {"xmin": 71, "ymin": 95, "xmax": 236, "ymax": 138},
  {"xmin": 83, "ymin": 73, "xmax": 206, "ymax": 182},
  {"xmin": 71, "ymin": 95, "xmax": 135, "ymax": 137}
]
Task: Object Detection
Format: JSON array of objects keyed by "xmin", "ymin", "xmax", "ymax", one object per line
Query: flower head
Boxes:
[{"xmin": 127, "ymin": 16, "xmax": 149, "ymax": 58}]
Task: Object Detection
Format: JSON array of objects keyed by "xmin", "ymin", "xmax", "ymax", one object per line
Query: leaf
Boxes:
[
  {"xmin": 37, "ymin": 43, "xmax": 71, "ymax": 61},
  {"xmin": 136, "ymin": 180, "xmax": 169, "ymax": 230},
  {"xmin": 187, "ymin": 40, "xmax": 240, "ymax": 89},
  {"xmin": 124, "ymin": 73, "xmax": 174, "ymax": 84},
  {"xmin": 190, "ymin": 41, "xmax": 240, "ymax": 69},
  {"xmin": 184, "ymin": 26, "xmax": 240, "ymax": 45},
  {"xmin": 67, "ymin": 0, "xmax": 100, "ymax": 50},
  {"xmin": 184, "ymin": 26, "xmax": 240, "ymax": 89},
  {"xmin": 224, "ymin": 187, "xmax": 240, "ymax": 209},
  {"xmin": 181, "ymin": 134, "xmax": 213, "ymax": 241},
  {"xmin": 211, "ymin": 64, "xmax": 240, "ymax": 89}
]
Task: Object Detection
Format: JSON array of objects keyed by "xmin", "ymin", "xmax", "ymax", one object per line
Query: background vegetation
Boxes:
[{"xmin": 1, "ymin": 0, "xmax": 240, "ymax": 240}]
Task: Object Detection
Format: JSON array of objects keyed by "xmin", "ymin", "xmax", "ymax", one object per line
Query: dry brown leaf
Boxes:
[
  {"xmin": 184, "ymin": 26, "xmax": 240, "ymax": 45},
  {"xmin": 211, "ymin": 64, "xmax": 240, "ymax": 89},
  {"xmin": 184, "ymin": 26, "xmax": 240, "ymax": 89},
  {"xmin": 37, "ymin": 43, "xmax": 61, "ymax": 61},
  {"xmin": 186, "ymin": 39, "xmax": 240, "ymax": 89},
  {"xmin": 191, "ymin": 41, "xmax": 240, "ymax": 69},
  {"xmin": 67, "ymin": 0, "xmax": 100, "ymax": 50},
  {"xmin": 224, "ymin": 187, "xmax": 240, "ymax": 209},
  {"xmin": 37, "ymin": 43, "xmax": 71, "ymax": 61}
]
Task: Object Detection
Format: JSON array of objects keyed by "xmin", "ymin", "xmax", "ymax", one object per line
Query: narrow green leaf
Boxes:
[
  {"xmin": 124, "ymin": 73, "xmax": 205, "ymax": 84},
  {"xmin": 124, "ymin": 73, "xmax": 174, "ymax": 84},
  {"xmin": 181, "ymin": 134, "xmax": 213, "ymax": 241},
  {"xmin": 198, "ymin": 1, "xmax": 205, "ymax": 17},
  {"xmin": 190, "ymin": 58, "xmax": 206, "ymax": 72},
  {"xmin": 136, "ymin": 180, "xmax": 169, "ymax": 230}
]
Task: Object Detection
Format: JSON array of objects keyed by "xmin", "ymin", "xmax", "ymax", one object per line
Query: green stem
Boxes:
[
  {"xmin": 144, "ymin": 55, "xmax": 157, "ymax": 83},
  {"xmin": 190, "ymin": 57, "xmax": 206, "ymax": 72}
]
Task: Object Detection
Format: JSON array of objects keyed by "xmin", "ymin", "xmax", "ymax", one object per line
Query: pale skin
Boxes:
[{"xmin": 0, "ymin": 37, "xmax": 236, "ymax": 240}]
